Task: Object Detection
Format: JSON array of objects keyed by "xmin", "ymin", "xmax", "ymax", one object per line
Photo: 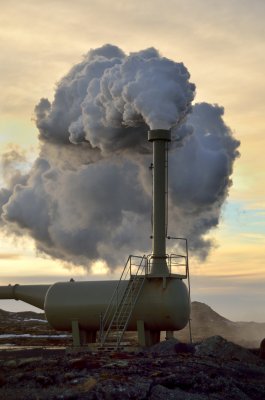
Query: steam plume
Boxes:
[{"xmin": 0, "ymin": 45, "xmax": 240, "ymax": 269}]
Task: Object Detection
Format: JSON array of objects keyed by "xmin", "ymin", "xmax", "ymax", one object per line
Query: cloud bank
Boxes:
[{"xmin": 0, "ymin": 44, "xmax": 240, "ymax": 269}]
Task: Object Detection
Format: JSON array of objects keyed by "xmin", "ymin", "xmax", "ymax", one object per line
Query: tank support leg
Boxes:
[
  {"xmin": 137, "ymin": 320, "xmax": 160, "ymax": 347},
  {"xmin": 137, "ymin": 320, "xmax": 146, "ymax": 346},
  {"xmin": 149, "ymin": 331, "xmax": 160, "ymax": 346},
  {"xmin": 71, "ymin": 320, "xmax": 81, "ymax": 347},
  {"xmin": 71, "ymin": 322, "xmax": 97, "ymax": 347},
  {"xmin": 165, "ymin": 330, "xmax": 174, "ymax": 340}
]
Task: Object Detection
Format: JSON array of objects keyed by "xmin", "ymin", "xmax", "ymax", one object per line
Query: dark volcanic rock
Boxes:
[
  {"xmin": 68, "ymin": 357, "xmax": 88, "ymax": 370},
  {"xmin": 35, "ymin": 374, "xmax": 53, "ymax": 387},
  {"xmin": 260, "ymin": 338, "xmax": 265, "ymax": 359},
  {"xmin": 92, "ymin": 379, "xmax": 150, "ymax": 400},
  {"xmin": 195, "ymin": 336, "xmax": 258, "ymax": 363},
  {"xmin": 0, "ymin": 371, "xmax": 5, "ymax": 387},
  {"xmin": 148, "ymin": 338, "xmax": 180, "ymax": 354},
  {"xmin": 0, "ymin": 339, "xmax": 264, "ymax": 399},
  {"xmin": 174, "ymin": 342, "xmax": 195, "ymax": 354},
  {"xmin": 150, "ymin": 384, "xmax": 208, "ymax": 400}
]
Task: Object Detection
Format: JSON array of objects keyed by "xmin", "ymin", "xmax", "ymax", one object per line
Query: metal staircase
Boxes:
[{"xmin": 99, "ymin": 255, "xmax": 147, "ymax": 349}]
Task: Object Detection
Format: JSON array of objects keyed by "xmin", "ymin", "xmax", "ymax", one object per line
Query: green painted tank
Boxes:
[{"xmin": 45, "ymin": 277, "xmax": 190, "ymax": 331}]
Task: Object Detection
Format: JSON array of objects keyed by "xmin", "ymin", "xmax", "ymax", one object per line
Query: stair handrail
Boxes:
[
  {"xmin": 99, "ymin": 255, "xmax": 130, "ymax": 341},
  {"xmin": 114, "ymin": 255, "xmax": 147, "ymax": 327},
  {"xmin": 99, "ymin": 254, "xmax": 147, "ymax": 345},
  {"xmin": 115, "ymin": 265, "xmax": 146, "ymax": 347}
]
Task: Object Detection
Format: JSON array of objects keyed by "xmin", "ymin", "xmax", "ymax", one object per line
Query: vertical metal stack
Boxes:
[{"xmin": 148, "ymin": 129, "xmax": 171, "ymax": 276}]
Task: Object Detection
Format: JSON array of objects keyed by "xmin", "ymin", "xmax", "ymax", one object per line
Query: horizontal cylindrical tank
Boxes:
[{"xmin": 45, "ymin": 277, "xmax": 190, "ymax": 332}]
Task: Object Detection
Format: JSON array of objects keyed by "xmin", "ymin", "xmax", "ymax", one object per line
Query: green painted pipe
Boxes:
[{"xmin": 0, "ymin": 284, "xmax": 51, "ymax": 309}]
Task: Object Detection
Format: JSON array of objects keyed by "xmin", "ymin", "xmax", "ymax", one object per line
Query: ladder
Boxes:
[{"xmin": 99, "ymin": 255, "xmax": 147, "ymax": 349}]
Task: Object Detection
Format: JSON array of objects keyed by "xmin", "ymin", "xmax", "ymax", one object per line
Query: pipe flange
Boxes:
[
  {"xmin": 12, "ymin": 283, "xmax": 19, "ymax": 300},
  {"xmin": 148, "ymin": 129, "xmax": 171, "ymax": 142}
]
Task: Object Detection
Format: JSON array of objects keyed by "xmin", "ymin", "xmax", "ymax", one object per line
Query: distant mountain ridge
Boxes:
[
  {"xmin": 177, "ymin": 301, "xmax": 265, "ymax": 347},
  {"xmin": 0, "ymin": 308, "xmax": 45, "ymax": 321}
]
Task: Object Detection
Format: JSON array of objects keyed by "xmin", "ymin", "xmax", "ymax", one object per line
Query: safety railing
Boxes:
[
  {"xmin": 99, "ymin": 237, "xmax": 192, "ymax": 347},
  {"xmin": 168, "ymin": 254, "xmax": 187, "ymax": 277}
]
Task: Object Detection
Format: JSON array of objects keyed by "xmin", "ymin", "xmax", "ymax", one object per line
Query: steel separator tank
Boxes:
[{"xmin": 44, "ymin": 277, "xmax": 190, "ymax": 332}]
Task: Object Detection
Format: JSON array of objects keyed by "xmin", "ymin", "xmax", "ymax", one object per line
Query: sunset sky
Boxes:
[{"xmin": 0, "ymin": 0, "xmax": 264, "ymax": 322}]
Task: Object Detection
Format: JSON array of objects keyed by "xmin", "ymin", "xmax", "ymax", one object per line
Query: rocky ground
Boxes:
[
  {"xmin": 0, "ymin": 308, "xmax": 72, "ymax": 347},
  {"xmin": 0, "ymin": 304, "xmax": 264, "ymax": 399},
  {"xmin": 0, "ymin": 336, "xmax": 264, "ymax": 399}
]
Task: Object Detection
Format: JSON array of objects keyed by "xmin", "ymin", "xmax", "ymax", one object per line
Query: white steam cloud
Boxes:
[{"xmin": 0, "ymin": 44, "xmax": 240, "ymax": 269}]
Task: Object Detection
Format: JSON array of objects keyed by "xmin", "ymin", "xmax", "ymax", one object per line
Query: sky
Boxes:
[{"xmin": 0, "ymin": 0, "xmax": 264, "ymax": 322}]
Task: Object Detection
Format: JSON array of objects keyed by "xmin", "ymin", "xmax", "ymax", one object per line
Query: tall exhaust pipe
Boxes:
[{"xmin": 148, "ymin": 129, "xmax": 171, "ymax": 276}]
